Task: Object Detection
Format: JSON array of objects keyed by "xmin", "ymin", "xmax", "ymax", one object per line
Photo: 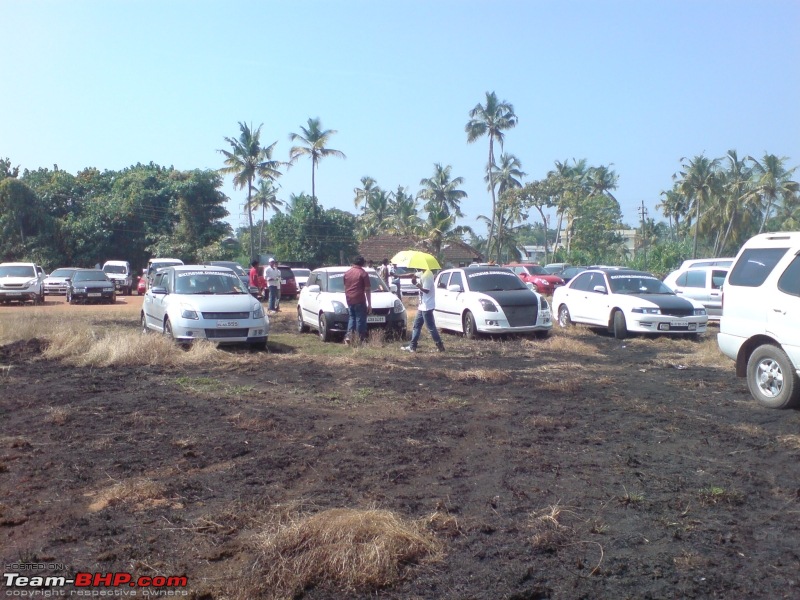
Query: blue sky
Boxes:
[{"xmin": 2, "ymin": 0, "xmax": 798, "ymax": 234}]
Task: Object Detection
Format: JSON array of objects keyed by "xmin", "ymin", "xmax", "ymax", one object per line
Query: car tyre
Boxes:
[
  {"xmin": 68, "ymin": 291, "xmax": 77, "ymax": 305},
  {"xmin": 612, "ymin": 310, "xmax": 628, "ymax": 340},
  {"xmin": 463, "ymin": 310, "xmax": 479, "ymax": 340},
  {"xmin": 164, "ymin": 318, "xmax": 174, "ymax": 340},
  {"xmin": 747, "ymin": 344, "xmax": 800, "ymax": 409},
  {"xmin": 558, "ymin": 305, "xmax": 572, "ymax": 328},
  {"xmin": 297, "ymin": 307, "xmax": 310, "ymax": 333},
  {"xmin": 140, "ymin": 312, "xmax": 149, "ymax": 334},
  {"xmin": 319, "ymin": 313, "xmax": 333, "ymax": 342}
]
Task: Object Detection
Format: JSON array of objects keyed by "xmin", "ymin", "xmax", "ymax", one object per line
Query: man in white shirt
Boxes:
[
  {"xmin": 263, "ymin": 258, "xmax": 281, "ymax": 313},
  {"xmin": 401, "ymin": 269, "xmax": 444, "ymax": 353}
]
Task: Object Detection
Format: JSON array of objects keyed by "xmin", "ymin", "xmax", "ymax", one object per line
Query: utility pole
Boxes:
[{"xmin": 638, "ymin": 200, "xmax": 648, "ymax": 270}]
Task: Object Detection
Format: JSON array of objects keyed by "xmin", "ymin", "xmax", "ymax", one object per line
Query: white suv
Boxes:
[
  {"xmin": 0, "ymin": 262, "xmax": 46, "ymax": 305},
  {"xmin": 717, "ymin": 232, "xmax": 800, "ymax": 409}
]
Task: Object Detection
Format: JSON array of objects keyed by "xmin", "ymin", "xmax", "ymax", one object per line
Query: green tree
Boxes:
[
  {"xmin": 675, "ymin": 155, "xmax": 722, "ymax": 259},
  {"xmin": 418, "ymin": 163, "xmax": 467, "ymax": 218},
  {"xmin": 747, "ymin": 153, "xmax": 799, "ymax": 234},
  {"xmin": 248, "ymin": 179, "xmax": 284, "ymax": 253},
  {"xmin": 218, "ymin": 122, "xmax": 282, "ymax": 260},
  {"xmin": 465, "ymin": 92, "xmax": 517, "ymax": 257},
  {"xmin": 386, "ymin": 186, "xmax": 422, "ymax": 237},
  {"xmin": 0, "ymin": 178, "xmax": 54, "ymax": 263},
  {"xmin": 288, "ymin": 117, "xmax": 346, "ymax": 201}
]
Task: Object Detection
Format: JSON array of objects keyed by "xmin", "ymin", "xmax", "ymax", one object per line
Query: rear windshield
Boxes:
[
  {"xmin": 467, "ymin": 270, "xmax": 527, "ymax": 292},
  {"xmin": 728, "ymin": 248, "xmax": 788, "ymax": 287},
  {"xmin": 0, "ymin": 265, "xmax": 36, "ymax": 277}
]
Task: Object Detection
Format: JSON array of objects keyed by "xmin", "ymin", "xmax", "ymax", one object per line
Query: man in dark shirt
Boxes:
[{"xmin": 343, "ymin": 255, "xmax": 372, "ymax": 344}]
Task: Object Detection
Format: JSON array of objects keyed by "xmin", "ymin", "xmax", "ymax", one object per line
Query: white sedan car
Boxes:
[
  {"xmin": 433, "ymin": 266, "xmax": 553, "ymax": 339},
  {"xmin": 141, "ymin": 265, "xmax": 269, "ymax": 349},
  {"xmin": 552, "ymin": 268, "xmax": 708, "ymax": 339},
  {"xmin": 297, "ymin": 267, "xmax": 407, "ymax": 342}
]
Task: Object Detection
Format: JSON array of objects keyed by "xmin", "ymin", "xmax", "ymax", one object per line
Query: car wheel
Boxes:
[
  {"xmin": 747, "ymin": 344, "xmax": 800, "ymax": 409},
  {"xmin": 141, "ymin": 312, "xmax": 149, "ymax": 334},
  {"xmin": 319, "ymin": 314, "xmax": 332, "ymax": 342},
  {"xmin": 164, "ymin": 318, "xmax": 175, "ymax": 340},
  {"xmin": 297, "ymin": 307, "xmax": 310, "ymax": 333},
  {"xmin": 531, "ymin": 330, "xmax": 550, "ymax": 339},
  {"xmin": 249, "ymin": 340, "xmax": 268, "ymax": 351},
  {"xmin": 612, "ymin": 310, "xmax": 628, "ymax": 340},
  {"xmin": 558, "ymin": 305, "xmax": 572, "ymax": 328},
  {"xmin": 463, "ymin": 310, "xmax": 478, "ymax": 340},
  {"xmin": 68, "ymin": 291, "xmax": 77, "ymax": 305}
]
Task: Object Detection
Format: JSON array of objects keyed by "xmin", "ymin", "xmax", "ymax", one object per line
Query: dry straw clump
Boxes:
[
  {"xmin": 86, "ymin": 477, "xmax": 167, "ymax": 512},
  {"xmin": 255, "ymin": 507, "xmax": 442, "ymax": 598}
]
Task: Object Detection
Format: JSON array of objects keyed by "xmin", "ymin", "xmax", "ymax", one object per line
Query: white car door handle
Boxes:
[{"xmin": 772, "ymin": 308, "xmax": 786, "ymax": 315}]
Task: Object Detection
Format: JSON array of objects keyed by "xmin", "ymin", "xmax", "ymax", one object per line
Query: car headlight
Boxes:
[
  {"xmin": 632, "ymin": 307, "xmax": 661, "ymax": 314},
  {"xmin": 694, "ymin": 308, "xmax": 707, "ymax": 316},
  {"xmin": 74, "ymin": 287, "xmax": 86, "ymax": 293},
  {"xmin": 331, "ymin": 300, "xmax": 348, "ymax": 314},
  {"xmin": 393, "ymin": 299, "xmax": 404, "ymax": 313},
  {"xmin": 24, "ymin": 278, "xmax": 38, "ymax": 288},
  {"xmin": 180, "ymin": 303, "xmax": 199, "ymax": 320},
  {"xmin": 479, "ymin": 299, "xmax": 498, "ymax": 312},
  {"xmin": 252, "ymin": 304, "xmax": 265, "ymax": 319}
]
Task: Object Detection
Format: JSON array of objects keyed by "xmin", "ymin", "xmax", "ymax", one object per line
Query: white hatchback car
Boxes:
[
  {"xmin": 553, "ymin": 268, "xmax": 708, "ymax": 339},
  {"xmin": 141, "ymin": 265, "xmax": 269, "ymax": 349},
  {"xmin": 663, "ymin": 266, "xmax": 729, "ymax": 321},
  {"xmin": 433, "ymin": 266, "xmax": 553, "ymax": 339},
  {"xmin": 718, "ymin": 232, "xmax": 800, "ymax": 409},
  {"xmin": 297, "ymin": 267, "xmax": 407, "ymax": 342}
]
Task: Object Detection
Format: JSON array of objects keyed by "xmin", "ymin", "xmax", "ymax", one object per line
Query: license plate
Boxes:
[
  {"xmin": 671, "ymin": 320, "xmax": 688, "ymax": 327},
  {"xmin": 6, "ymin": 292, "xmax": 22, "ymax": 296},
  {"xmin": 88, "ymin": 293, "xmax": 101, "ymax": 297},
  {"xmin": 367, "ymin": 315, "xmax": 386, "ymax": 323},
  {"xmin": 217, "ymin": 320, "xmax": 239, "ymax": 327}
]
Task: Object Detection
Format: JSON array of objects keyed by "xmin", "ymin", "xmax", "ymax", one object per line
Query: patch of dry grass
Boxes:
[
  {"xmin": 253, "ymin": 507, "xmax": 442, "ymax": 598},
  {"xmin": 777, "ymin": 434, "xmax": 800, "ymax": 450},
  {"xmin": 433, "ymin": 367, "xmax": 511, "ymax": 384},
  {"xmin": 45, "ymin": 406, "xmax": 71, "ymax": 426},
  {"xmin": 86, "ymin": 477, "xmax": 168, "ymax": 512}
]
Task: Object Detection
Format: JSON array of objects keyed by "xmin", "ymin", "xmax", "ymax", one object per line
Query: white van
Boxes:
[
  {"xmin": 102, "ymin": 260, "xmax": 133, "ymax": 295},
  {"xmin": 717, "ymin": 232, "xmax": 800, "ymax": 409}
]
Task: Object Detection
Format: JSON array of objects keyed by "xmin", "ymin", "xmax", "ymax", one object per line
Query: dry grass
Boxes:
[
  {"xmin": 253, "ymin": 507, "xmax": 442, "ymax": 598},
  {"xmin": 528, "ymin": 503, "xmax": 574, "ymax": 551},
  {"xmin": 777, "ymin": 434, "xmax": 800, "ymax": 450},
  {"xmin": 433, "ymin": 367, "xmax": 511, "ymax": 384},
  {"xmin": 535, "ymin": 333, "xmax": 598, "ymax": 356},
  {"xmin": 86, "ymin": 477, "xmax": 167, "ymax": 512},
  {"xmin": 45, "ymin": 406, "xmax": 71, "ymax": 426}
]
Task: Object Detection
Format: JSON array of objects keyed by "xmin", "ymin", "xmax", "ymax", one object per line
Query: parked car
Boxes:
[
  {"xmin": 297, "ymin": 266, "xmax": 407, "ymax": 342},
  {"xmin": 44, "ymin": 267, "xmax": 78, "ymax": 295},
  {"xmin": 505, "ymin": 263, "xmax": 565, "ymax": 295},
  {"xmin": 544, "ymin": 262, "xmax": 571, "ymax": 274},
  {"xmin": 259, "ymin": 264, "xmax": 298, "ymax": 300},
  {"xmin": 552, "ymin": 268, "xmax": 708, "ymax": 339},
  {"xmin": 717, "ymin": 232, "xmax": 800, "ymax": 409},
  {"xmin": 66, "ymin": 269, "xmax": 116, "ymax": 304},
  {"xmin": 663, "ymin": 266, "xmax": 729, "ymax": 322},
  {"xmin": 0, "ymin": 262, "xmax": 46, "ymax": 305},
  {"xmin": 557, "ymin": 266, "xmax": 587, "ymax": 284},
  {"xmin": 136, "ymin": 274, "xmax": 147, "ymax": 295},
  {"xmin": 292, "ymin": 268, "xmax": 311, "ymax": 290},
  {"xmin": 204, "ymin": 261, "xmax": 259, "ymax": 297},
  {"xmin": 102, "ymin": 260, "xmax": 133, "ymax": 295},
  {"xmin": 141, "ymin": 265, "xmax": 268, "ymax": 349},
  {"xmin": 146, "ymin": 258, "xmax": 184, "ymax": 286},
  {"xmin": 679, "ymin": 257, "xmax": 734, "ymax": 270},
  {"xmin": 433, "ymin": 265, "xmax": 553, "ymax": 339},
  {"xmin": 393, "ymin": 266, "xmax": 425, "ymax": 296}
]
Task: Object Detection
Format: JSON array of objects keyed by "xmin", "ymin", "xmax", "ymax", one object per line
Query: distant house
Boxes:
[
  {"xmin": 440, "ymin": 240, "xmax": 483, "ymax": 267},
  {"xmin": 358, "ymin": 234, "xmax": 483, "ymax": 267}
]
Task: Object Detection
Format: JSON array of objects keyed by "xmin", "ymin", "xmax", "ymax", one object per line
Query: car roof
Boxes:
[
  {"xmin": 445, "ymin": 265, "xmax": 515, "ymax": 273},
  {"xmin": 170, "ymin": 264, "xmax": 235, "ymax": 273},
  {"xmin": 586, "ymin": 268, "xmax": 655, "ymax": 277}
]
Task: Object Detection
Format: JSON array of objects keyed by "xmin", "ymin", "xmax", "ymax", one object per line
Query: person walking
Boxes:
[
  {"xmin": 379, "ymin": 258, "xmax": 390, "ymax": 285},
  {"xmin": 263, "ymin": 258, "xmax": 281, "ymax": 313},
  {"xmin": 401, "ymin": 268, "xmax": 445, "ymax": 353},
  {"xmin": 343, "ymin": 255, "xmax": 372, "ymax": 344}
]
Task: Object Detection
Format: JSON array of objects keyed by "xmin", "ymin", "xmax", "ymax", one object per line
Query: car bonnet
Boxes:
[{"xmin": 478, "ymin": 288, "xmax": 539, "ymax": 307}]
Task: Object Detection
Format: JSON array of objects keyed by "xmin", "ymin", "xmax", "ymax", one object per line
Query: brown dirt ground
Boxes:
[{"xmin": 1, "ymin": 295, "xmax": 799, "ymax": 599}]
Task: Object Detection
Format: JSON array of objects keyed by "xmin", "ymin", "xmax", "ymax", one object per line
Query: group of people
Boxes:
[
  {"xmin": 248, "ymin": 258, "xmax": 281, "ymax": 314},
  {"xmin": 344, "ymin": 255, "xmax": 444, "ymax": 353}
]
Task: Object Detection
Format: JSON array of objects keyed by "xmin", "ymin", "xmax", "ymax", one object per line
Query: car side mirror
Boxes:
[
  {"xmin": 593, "ymin": 285, "xmax": 607, "ymax": 294},
  {"xmin": 64, "ymin": 277, "xmax": 71, "ymax": 282},
  {"xmin": 307, "ymin": 284, "xmax": 321, "ymax": 293},
  {"xmin": 151, "ymin": 286, "xmax": 167, "ymax": 295},
  {"xmin": 389, "ymin": 284, "xmax": 397, "ymax": 293},
  {"xmin": 447, "ymin": 284, "xmax": 463, "ymax": 292}
]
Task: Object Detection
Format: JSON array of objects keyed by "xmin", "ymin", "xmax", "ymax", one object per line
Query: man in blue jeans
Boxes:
[
  {"xmin": 402, "ymin": 268, "xmax": 445, "ymax": 353},
  {"xmin": 343, "ymin": 255, "xmax": 372, "ymax": 344}
]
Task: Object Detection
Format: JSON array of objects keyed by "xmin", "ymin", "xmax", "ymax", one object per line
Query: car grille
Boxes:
[
  {"xmin": 662, "ymin": 308, "xmax": 695, "ymax": 318},
  {"xmin": 201, "ymin": 311, "xmax": 250, "ymax": 319},
  {"xmin": 205, "ymin": 328, "xmax": 249, "ymax": 338},
  {"xmin": 0, "ymin": 283, "xmax": 26, "ymax": 290},
  {"xmin": 503, "ymin": 305, "xmax": 538, "ymax": 327},
  {"xmin": 371, "ymin": 307, "xmax": 392, "ymax": 316}
]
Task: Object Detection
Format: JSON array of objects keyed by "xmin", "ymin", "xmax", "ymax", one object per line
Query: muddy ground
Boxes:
[{"xmin": 1, "ymin": 296, "xmax": 799, "ymax": 599}]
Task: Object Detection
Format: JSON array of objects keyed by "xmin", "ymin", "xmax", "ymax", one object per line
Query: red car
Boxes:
[
  {"xmin": 259, "ymin": 264, "xmax": 298, "ymax": 300},
  {"xmin": 136, "ymin": 275, "xmax": 147, "ymax": 295},
  {"xmin": 505, "ymin": 263, "xmax": 565, "ymax": 295}
]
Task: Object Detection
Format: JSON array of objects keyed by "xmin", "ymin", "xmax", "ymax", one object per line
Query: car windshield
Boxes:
[
  {"xmin": 103, "ymin": 265, "xmax": 127, "ymax": 274},
  {"xmin": 211, "ymin": 262, "xmax": 246, "ymax": 277},
  {"xmin": 73, "ymin": 270, "xmax": 108, "ymax": 282},
  {"xmin": 525, "ymin": 266, "xmax": 548, "ymax": 275},
  {"xmin": 467, "ymin": 270, "xmax": 528, "ymax": 292},
  {"xmin": 327, "ymin": 273, "xmax": 389, "ymax": 293},
  {"xmin": 49, "ymin": 269, "xmax": 75, "ymax": 277},
  {"xmin": 174, "ymin": 271, "xmax": 245, "ymax": 294},
  {"xmin": 0, "ymin": 266, "xmax": 36, "ymax": 278},
  {"xmin": 609, "ymin": 274, "xmax": 673, "ymax": 295}
]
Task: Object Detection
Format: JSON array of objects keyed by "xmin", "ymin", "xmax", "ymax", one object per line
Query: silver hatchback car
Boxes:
[{"xmin": 663, "ymin": 266, "xmax": 729, "ymax": 322}]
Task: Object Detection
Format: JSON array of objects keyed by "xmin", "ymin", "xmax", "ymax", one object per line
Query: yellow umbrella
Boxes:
[{"xmin": 390, "ymin": 250, "xmax": 441, "ymax": 271}]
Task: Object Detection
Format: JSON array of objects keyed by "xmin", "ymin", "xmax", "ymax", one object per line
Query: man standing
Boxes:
[
  {"xmin": 343, "ymin": 255, "xmax": 372, "ymax": 344},
  {"xmin": 401, "ymin": 268, "xmax": 445, "ymax": 353},
  {"xmin": 263, "ymin": 258, "xmax": 281, "ymax": 313},
  {"xmin": 249, "ymin": 259, "xmax": 264, "ymax": 293}
]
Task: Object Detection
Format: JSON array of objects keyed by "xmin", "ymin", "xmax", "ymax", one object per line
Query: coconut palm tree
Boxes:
[
  {"xmin": 353, "ymin": 176, "xmax": 379, "ymax": 214},
  {"xmin": 466, "ymin": 92, "xmax": 518, "ymax": 257},
  {"xmin": 288, "ymin": 117, "xmax": 346, "ymax": 201},
  {"xmin": 418, "ymin": 163, "xmax": 467, "ymax": 218},
  {"xmin": 386, "ymin": 186, "xmax": 422, "ymax": 237},
  {"xmin": 675, "ymin": 155, "xmax": 721, "ymax": 259},
  {"xmin": 218, "ymin": 122, "xmax": 283, "ymax": 259},
  {"xmin": 747, "ymin": 153, "xmax": 799, "ymax": 233},
  {"xmin": 248, "ymin": 179, "xmax": 283, "ymax": 253}
]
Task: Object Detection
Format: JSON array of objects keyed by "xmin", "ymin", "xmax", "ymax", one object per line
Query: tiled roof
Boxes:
[
  {"xmin": 358, "ymin": 235, "xmax": 425, "ymax": 263},
  {"xmin": 441, "ymin": 240, "xmax": 483, "ymax": 262}
]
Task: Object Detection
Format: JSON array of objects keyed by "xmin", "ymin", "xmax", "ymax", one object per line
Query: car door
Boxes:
[
  {"xmin": 302, "ymin": 272, "xmax": 322, "ymax": 326},
  {"xmin": 672, "ymin": 269, "xmax": 708, "ymax": 306},
  {"xmin": 769, "ymin": 254, "xmax": 800, "ymax": 367},
  {"xmin": 566, "ymin": 272, "xmax": 594, "ymax": 323},
  {"xmin": 432, "ymin": 271, "xmax": 454, "ymax": 330},
  {"xmin": 707, "ymin": 269, "xmax": 726, "ymax": 317},
  {"xmin": 582, "ymin": 272, "xmax": 612, "ymax": 325},
  {"xmin": 148, "ymin": 271, "xmax": 170, "ymax": 330}
]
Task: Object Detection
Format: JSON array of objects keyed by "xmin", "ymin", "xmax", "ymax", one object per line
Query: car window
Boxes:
[
  {"xmin": 777, "ymin": 255, "xmax": 800, "ymax": 296},
  {"xmin": 685, "ymin": 270, "xmax": 706, "ymax": 288},
  {"xmin": 279, "ymin": 267, "xmax": 294, "ymax": 279},
  {"xmin": 466, "ymin": 270, "xmax": 527, "ymax": 292},
  {"xmin": 570, "ymin": 272, "xmax": 593, "ymax": 291},
  {"xmin": 174, "ymin": 270, "xmax": 243, "ymax": 294},
  {"xmin": 728, "ymin": 248, "xmax": 789, "ymax": 287},
  {"xmin": 711, "ymin": 270, "xmax": 727, "ymax": 289},
  {"xmin": 450, "ymin": 271, "xmax": 464, "ymax": 290},
  {"xmin": 306, "ymin": 273, "xmax": 318, "ymax": 288},
  {"xmin": 437, "ymin": 272, "xmax": 451, "ymax": 289},
  {"xmin": 103, "ymin": 265, "xmax": 127, "ymax": 274},
  {"xmin": 527, "ymin": 266, "xmax": 547, "ymax": 275},
  {"xmin": 675, "ymin": 272, "xmax": 688, "ymax": 286},
  {"xmin": 588, "ymin": 272, "xmax": 607, "ymax": 292},
  {"xmin": 328, "ymin": 273, "xmax": 345, "ymax": 292}
]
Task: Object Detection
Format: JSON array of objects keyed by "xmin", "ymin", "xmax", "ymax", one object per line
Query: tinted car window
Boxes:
[
  {"xmin": 450, "ymin": 271, "xmax": 464, "ymax": 290},
  {"xmin": 279, "ymin": 267, "xmax": 294, "ymax": 279},
  {"xmin": 685, "ymin": 271, "xmax": 706, "ymax": 288},
  {"xmin": 466, "ymin": 270, "xmax": 527, "ymax": 292},
  {"xmin": 306, "ymin": 273, "xmax": 318, "ymax": 288},
  {"xmin": 437, "ymin": 272, "xmax": 451, "ymax": 289},
  {"xmin": 571, "ymin": 272, "xmax": 593, "ymax": 291},
  {"xmin": 711, "ymin": 270, "xmax": 727, "ymax": 289},
  {"xmin": 609, "ymin": 274, "xmax": 671, "ymax": 294},
  {"xmin": 675, "ymin": 272, "xmax": 688, "ymax": 286},
  {"xmin": 777, "ymin": 255, "xmax": 800, "ymax": 296},
  {"xmin": 728, "ymin": 248, "xmax": 788, "ymax": 287}
]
